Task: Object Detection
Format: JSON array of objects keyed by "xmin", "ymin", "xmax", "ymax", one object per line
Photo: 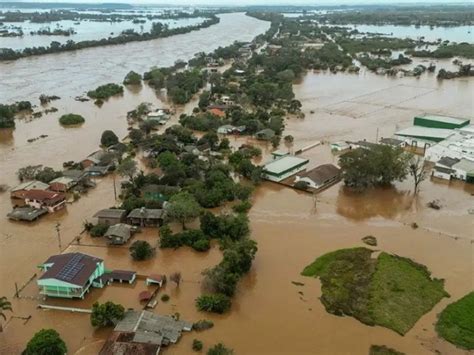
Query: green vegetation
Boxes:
[
  {"xmin": 369, "ymin": 345, "xmax": 405, "ymax": 355},
  {"xmin": 58, "ymin": 113, "xmax": 85, "ymax": 126},
  {"xmin": 302, "ymin": 248, "xmax": 448, "ymax": 335},
  {"xmin": 339, "ymin": 145, "xmax": 410, "ymax": 191},
  {"xmin": 192, "ymin": 339, "xmax": 203, "ymax": 351},
  {"xmin": 196, "ymin": 294, "xmax": 231, "ymax": 314},
  {"xmin": 100, "ymin": 130, "xmax": 119, "ymax": 147},
  {"xmin": 0, "ymin": 101, "xmax": 33, "ymax": 128},
  {"xmin": 90, "ymin": 223, "xmax": 109, "ymax": 238},
  {"xmin": 129, "ymin": 240, "xmax": 154, "ymax": 261},
  {"xmin": 337, "ymin": 37, "xmax": 415, "ymax": 55},
  {"xmin": 87, "ymin": 83, "xmax": 123, "ymax": 100},
  {"xmin": 166, "ymin": 69, "xmax": 206, "ymax": 104},
  {"xmin": 0, "ymin": 296, "xmax": 12, "ymax": 331},
  {"xmin": 436, "ymin": 292, "xmax": 474, "ymax": 350},
  {"xmin": 23, "ymin": 329, "xmax": 67, "ymax": 355},
  {"xmin": 407, "ymin": 43, "xmax": 474, "ymax": 59},
  {"xmin": 165, "ymin": 192, "xmax": 202, "ymax": 229},
  {"xmin": 161, "ymin": 294, "xmax": 170, "ymax": 302},
  {"xmin": 160, "ymin": 225, "xmax": 210, "ymax": 252},
  {"xmin": 91, "ymin": 301, "xmax": 125, "ymax": 328},
  {"xmin": 17, "ymin": 165, "xmax": 62, "ymax": 183},
  {"xmin": 193, "ymin": 319, "xmax": 214, "ymax": 331},
  {"xmin": 123, "ymin": 70, "xmax": 142, "ymax": 85},
  {"xmin": 207, "ymin": 343, "xmax": 234, "ymax": 355}
]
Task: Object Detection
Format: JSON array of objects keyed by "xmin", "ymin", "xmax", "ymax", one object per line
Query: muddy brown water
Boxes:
[{"xmin": 0, "ymin": 13, "xmax": 473, "ymax": 355}]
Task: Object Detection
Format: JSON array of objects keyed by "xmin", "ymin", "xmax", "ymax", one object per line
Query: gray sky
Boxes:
[{"xmin": 3, "ymin": 0, "xmax": 464, "ymax": 5}]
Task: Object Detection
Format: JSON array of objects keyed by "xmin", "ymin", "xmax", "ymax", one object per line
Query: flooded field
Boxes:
[
  {"xmin": 0, "ymin": 17, "xmax": 207, "ymax": 50},
  {"xmin": 0, "ymin": 11, "xmax": 473, "ymax": 355}
]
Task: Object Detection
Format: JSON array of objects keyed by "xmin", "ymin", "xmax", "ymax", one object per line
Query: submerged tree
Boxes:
[
  {"xmin": 0, "ymin": 297, "xmax": 12, "ymax": 332},
  {"xmin": 409, "ymin": 156, "xmax": 428, "ymax": 196},
  {"xmin": 23, "ymin": 329, "xmax": 67, "ymax": 355},
  {"xmin": 91, "ymin": 301, "xmax": 125, "ymax": 327}
]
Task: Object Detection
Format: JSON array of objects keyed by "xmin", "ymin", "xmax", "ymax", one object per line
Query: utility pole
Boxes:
[
  {"xmin": 55, "ymin": 223, "xmax": 62, "ymax": 252},
  {"xmin": 113, "ymin": 174, "xmax": 117, "ymax": 201},
  {"xmin": 375, "ymin": 127, "xmax": 379, "ymax": 144}
]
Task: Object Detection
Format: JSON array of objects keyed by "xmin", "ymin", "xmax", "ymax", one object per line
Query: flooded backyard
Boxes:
[{"xmin": 0, "ymin": 11, "xmax": 473, "ymax": 355}]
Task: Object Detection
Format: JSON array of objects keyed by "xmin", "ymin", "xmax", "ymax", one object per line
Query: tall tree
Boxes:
[
  {"xmin": 23, "ymin": 329, "xmax": 67, "ymax": 355},
  {"xmin": 91, "ymin": 301, "xmax": 125, "ymax": 328},
  {"xmin": 117, "ymin": 158, "xmax": 138, "ymax": 181},
  {"xmin": 166, "ymin": 192, "xmax": 201, "ymax": 229},
  {"xmin": 409, "ymin": 156, "xmax": 428, "ymax": 195}
]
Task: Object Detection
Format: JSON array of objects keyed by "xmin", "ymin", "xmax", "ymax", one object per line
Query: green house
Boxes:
[
  {"xmin": 37, "ymin": 253, "xmax": 106, "ymax": 299},
  {"xmin": 413, "ymin": 114, "xmax": 470, "ymax": 130}
]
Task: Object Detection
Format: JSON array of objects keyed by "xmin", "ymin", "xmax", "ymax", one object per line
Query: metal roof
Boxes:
[
  {"xmin": 452, "ymin": 158, "xmax": 474, "ymax": 173},
  {"xmin": 263, "ymin": 156, "xmax": 309, "ymax": 175},
  {"xmin": 94, "ymin": 209, "xmax": 126, "ymax": 219},
  {"xmin": 127, "ymin": 208, "xmax": 163, "ymax": 219},
  {"xmin": 416, "ymin": 114, "xmax": 470, "ymax": 125},
  {"xmin": 11, "ymin": 180, "xmax": 49, "ymax": 192},
  {"xmin": 395, "ymin": 127, "xmax": 454, "ymax": 140}
]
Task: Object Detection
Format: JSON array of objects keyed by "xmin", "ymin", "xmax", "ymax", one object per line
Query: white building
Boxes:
[
  {"xmin": 262, "ymin": 156, "xmax": 309, "ymax": 182},
  {"xmin": 452, "ymin": 159, "xmax": 474, "ymax": 182},
  {"xmin": 424, "ymin": 131, "xmax": 474, "ymax": 162}
]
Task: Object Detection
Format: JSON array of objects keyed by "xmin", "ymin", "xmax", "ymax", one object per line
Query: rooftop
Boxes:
[
  {"xmin": 94, "ymin": 209, "xmax": 126, "ymax": 219},
  {"xmin": 452, "ymin": 158, "xmax": 474, "ymax": 173},
  {"xmin": 39, "ymin": 253, "xmax": 103, "ymax": 287},
  {"xmin": 263, "ymin": 156, "xmax": 309, "ymax": 175},
  {"xmin": 24, "ymin": 189, "xmax": 65, "ymax": 204},
  {"xmin": 50, "ymin": 176, "xmax": 76, "ymax": 185},
  {"xmin": 395, "ymin": 126, "xmax": 455, "ymax": 140},
  {"xmin": 127, "ymin": 208, "xmax": 163, "ymax": 220},
  {"xmin": 7, "ymin": 207, "xmax": 48, "ymax": 221},
  {"xmin": 298, "ymin": 164, "xmax": 341, "ymax": 185},
  {"xmin": 104, "ymin": 224, "xmax": 132, "ymax": 241},
  {"xmin": 437, "ymin": 156, "xmax": 460, "ymax": 168},
  {"xmin": 11, "ymin": 180, "xmax": 49, "ymax": 192},
  {"xmin": 415, "ymin": 114, "xmax": 470, "ymax": 125}
]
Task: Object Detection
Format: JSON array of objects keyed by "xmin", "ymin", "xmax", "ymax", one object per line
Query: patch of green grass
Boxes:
[
  {"xmin": 369, "ymin": 345, "xmax": 405, "ymax": 355},
  {"xmin": 436, "ymin": 292, "xmax": 474, "ymax": 350},
  {"xmin": 302, "ymin": 248, "xmax": 449, "ymax": 335},
  {"xmin": 301, "ymin": 247, "xmax": 369, "ymax": 277},
  {"xmin": 368, "ymin": 253, "xmax": 449, "ymax": 335}
]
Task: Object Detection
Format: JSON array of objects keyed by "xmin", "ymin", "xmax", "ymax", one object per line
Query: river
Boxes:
[{"xmin": 0, "ymin": 12, "xmax": 473, "ymax": 355}]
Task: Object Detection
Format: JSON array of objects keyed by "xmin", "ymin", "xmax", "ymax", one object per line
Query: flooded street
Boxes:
[{"xmin": 0, "ymin": 12, "xmax": 473, "ymax": 355}]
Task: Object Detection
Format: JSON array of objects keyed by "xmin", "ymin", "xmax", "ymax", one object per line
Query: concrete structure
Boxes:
[
  {"xmin": 413, "ymin": 114, "xmax": 470, "ymax": 130},
  {"xmin": 436, "ymin": 156, "xmax": 460, "ymax": 170},
  {"xmin": 379, "ymin": 137, "xmax": 406, "ymax": 147},
  {"xmin": 94, "ymin": 209, "xmax": 126, "ymax": 225},
  {"xmin": 49, "ymin": 176, "xmax": 77, "ymax": 192},
  {"xmin": 10, "ymin": 180, "xmax": 49, "ymax": 199},
  {"xmin": 100, "ymin": 311, "xmax": 192, "ymax": 354},
  {"xmin": 7, "ymin": 207, "xmax": 48, "ymax": 222},
  {"xmin": 146, "ymin": 274, "xmax": 166, "ymax": 287},
  {"xmin": 452, "ymin": 159, "xmax": 474, "ymax": 183},
  {"xmin": 424, "ymin": 131, "xmax": 474, "ymax": 162},
  {"xmin": 262, "ymin": 156, "xmax": 309, "ymax": 182},
  {"xmin": 294, "ymin": 164, "xmax": 341, "ymax": 189},
  {"xmin": 271, "ymin": 150, "xmax": 290, "ymax": 160},
  {"xmin": 104, "ymin": 224, "xmax": 133, "ymax": 245},
  {"xmin": 127, "ymin": 208, "xmax": 164, "ymax": 227},
  {"xmin": 432, "ymin": 166, "xmax": 453, "ymax": 180},
  {"xmin": 24, "ymin": 189, "xmax": 66, "ymax": 213},
  {"xmin": 395, "ymin": 126, "xmax": 455, "ymax": 145},
  {"xmin": 37, "ymin": 253, "xmax": 105, "ymax": 299},
  {"xmin": 330, "ymin": 141, "xmax": 350, "ymax": 152}
]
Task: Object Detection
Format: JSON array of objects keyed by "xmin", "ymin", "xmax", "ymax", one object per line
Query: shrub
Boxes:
[
  {"xmin": 192, "ymin": 339, "xmax": 203, "ymax": 351},
  {"xmin": 294, "ymin": 181, "xmax": 309, "ymax": 190},
  {"xmin": 232, "ymin": 200, "xmax": 252, "ymax": 214},
  {"xmin": 90, "ymin": 223, "xmax": 109, "ymax": 237},
  {"xmin": 91, "ymin": 301, "xmax": 125, "ymax": 328},
  {"xmin": 192, "ymin": 238, "xmax": 211, "ymax": 252},
  {"xmin": 129, "ymin": 240, "xmax": 154, "ymax": 261},
  {"xmin": 87, "ymin": 83, "xmax": 123, "ymax": 100},
  {"xmin": 101, "ymin": 130, "xmax": 119, "ymax": 147},
  {"xmin": 196, "ymin": 294, "xmax": 231, "ymax": 314},
  {"xmin": 123, "ymin": 71, "xmax": 142, "ymax": 85},
  {"xmin": 59, "ymin": 113, "xmax": 85, "ymax": 126},
  {"xmin": 161, "ymin": 294, "xmax": 170, "ymax": 302},
  {"xmin": 193, "ymin": 319, "xmax": 214, "ymax": 331},
  {"xmin": 207, "ymin": 343, "xmax": 234, "ymax": 355}
]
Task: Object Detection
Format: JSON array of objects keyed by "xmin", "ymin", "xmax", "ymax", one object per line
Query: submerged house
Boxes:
[
  {"xmin": 94, "ymin": 209, "xmax": 127, "ymax": 225},
  {"xmin": 255, "ymin": 128, "xmax": 275, "ymax": 141},
  {"xmin": 104, "ymin": 223, "xmax": 133, "ymax": 245},
  {"xmin": 7, "ymin": 207, "xmax": 48, "ymax": 222},
  {"xmin": 37, "ymin": 253, "xmax": 106, "ymax": 299},
  {"xmin": 262, "ymin": 156, "xmax": 309, "ymax": 182},
  {"xmin": 10, "ymin": 180, "xmax": 49, "ymax": 199},
  {"xmin": 127, "ymin": 208, "xmax": 164, "ymax": 227},
  {"xmin": 24, "ymin": 189, "xmax": 66, "ymax": 213},
  {"xmin": 49, "ymin": 176, "xmax": 77, "ymax": 192},
  {"xmin": 100, "ymin": 311, "xmax": 192, "ymax": 355},
  {"xmin": 294, "ymin": 164, "xmax": 342, "ymax": 189}
]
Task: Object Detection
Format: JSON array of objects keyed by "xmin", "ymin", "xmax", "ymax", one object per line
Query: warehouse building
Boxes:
[
  {"xmin": 413, "ymin": 114, "xmax": 470, "ymax": 130},
  {"xmin": 262, "ymin": 156, "xmax": 309, "ymax": 182}
]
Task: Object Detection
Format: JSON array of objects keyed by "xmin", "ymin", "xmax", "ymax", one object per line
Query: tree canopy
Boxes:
[
  {"xmin": 23, "ymin": 329, "xmax": 67, "ymax": 355},
  {"xmin": 91, "ymin": 301, "xmax": 125, "ymax": 328}
]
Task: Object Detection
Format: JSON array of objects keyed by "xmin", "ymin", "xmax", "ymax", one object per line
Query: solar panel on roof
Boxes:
[{"xmin": 57, "ymin": 254, "xmax": 86, "ymax": 282}]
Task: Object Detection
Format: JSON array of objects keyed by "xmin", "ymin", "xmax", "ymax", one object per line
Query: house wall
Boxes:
[
  {"xmin": 263, "ymin": 164, "xmax": 307, "ymax": 182},
  {"xmin": 49, "ymin": 182, "xmax": 67, "ymax": 192},
  {"xmin": 432, "ymin": 170, "xmax": 451, "ymax": 180}
]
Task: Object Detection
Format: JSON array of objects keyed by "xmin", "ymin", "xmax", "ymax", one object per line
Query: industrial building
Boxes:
[
  {"xmin": 413, "ymin": 114, "xmax": 470, "ymax": 130},
  {"xmin": 262, "ymin": 156, "xmax": 309, "ymax": 182}
]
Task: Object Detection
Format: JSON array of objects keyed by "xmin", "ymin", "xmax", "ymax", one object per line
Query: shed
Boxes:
[
  {"xmin": 262, "ymin": 156, "xmax": 309, "ymax": 182},
  {"xmin": 104, "ymin": 224, "xmax": 133, "ymax": 245},
  {"xmin": 295, "ymin": 164, "xmax": 342, "ymax": 189},
  {"xmin": 127, "ymin": 208, "xmax": 164, "ymax": 227},
  {"xmin": 146, "ymin": 274, "xmax": 166, "ymax": 287},
  {"xmin": 255, "ymin": 128, "xmax": 275, "ymax": 141},
  {"xmin": 93, "ymin": 209, "xmax": 126, "ymax": 225},
  {"xmin": 414, "ymin": 114, "xmax": 470, "ymax": 130}
]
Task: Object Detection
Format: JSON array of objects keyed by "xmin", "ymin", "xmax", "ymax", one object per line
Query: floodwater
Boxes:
[
  {"xmin": 0, "ymin": 12, "xmax": 473, "ymax": 355},
  {"xmin": 0, "ymin": 17, "xmax": 207, "ymax": 50},
  {"xmin": 341, "ymin": 24, "xmax": 474, "ymax": 43}
]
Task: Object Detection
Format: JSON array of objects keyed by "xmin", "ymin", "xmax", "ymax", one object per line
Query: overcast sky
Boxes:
[{"xmin": 3, "ymin": 0, "xmax": 464, "ymax": 5}]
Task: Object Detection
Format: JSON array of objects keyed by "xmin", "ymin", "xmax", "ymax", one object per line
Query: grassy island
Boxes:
[
  {"xmin": 436, "ymin": 292, "xmax": 474, "ymax": 350},
  {"xmin": 302, "ymin": 247, "xmax": 449, "ymax": 335},
  {"xmin": 59, "ymin": 113, "xmax": 85, "ymax": 126},
  {"xmin": 87, "ymin": 83, "xmax": 124, "ymax": 100}
]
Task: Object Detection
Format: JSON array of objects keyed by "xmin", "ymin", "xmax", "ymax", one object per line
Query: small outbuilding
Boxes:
[
  {"xmin": 146, "ymin": 274, "xmax": 166, "ymax": 287},
  {"xmin": 93, "ymin": 209, "xmax": 126, "ymax": 225},
  {"xmin": 104, "ymin": 224, "xmax": 133, "ymax": 245},
  {"xmin": 127, "ymin": 208, "xmax": 164, "ymax": 227},
  {"xmin": 432, "ymin": 166, "xmax": 453, "ymax": 181},
  {"xmin": 294, "ymin": 164, "xmax": 342, "ymax": 190}
]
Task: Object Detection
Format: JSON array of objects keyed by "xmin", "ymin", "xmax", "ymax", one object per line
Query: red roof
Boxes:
[
  {"xmin": 139, "ymin": 291, "xmax": 152, "ymax": 302},
  {"xmin": 209, "ymin": 108, "xmax": 225, "ymax": 118},
  {"xmin": 24, "ymin": 189, "xmax": 65, "ymax": 204}
]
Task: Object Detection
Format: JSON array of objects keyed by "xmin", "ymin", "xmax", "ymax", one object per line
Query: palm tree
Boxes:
[{"xmin": 0, "ymin": 296, "xmax": 12, "ymax": 332}]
